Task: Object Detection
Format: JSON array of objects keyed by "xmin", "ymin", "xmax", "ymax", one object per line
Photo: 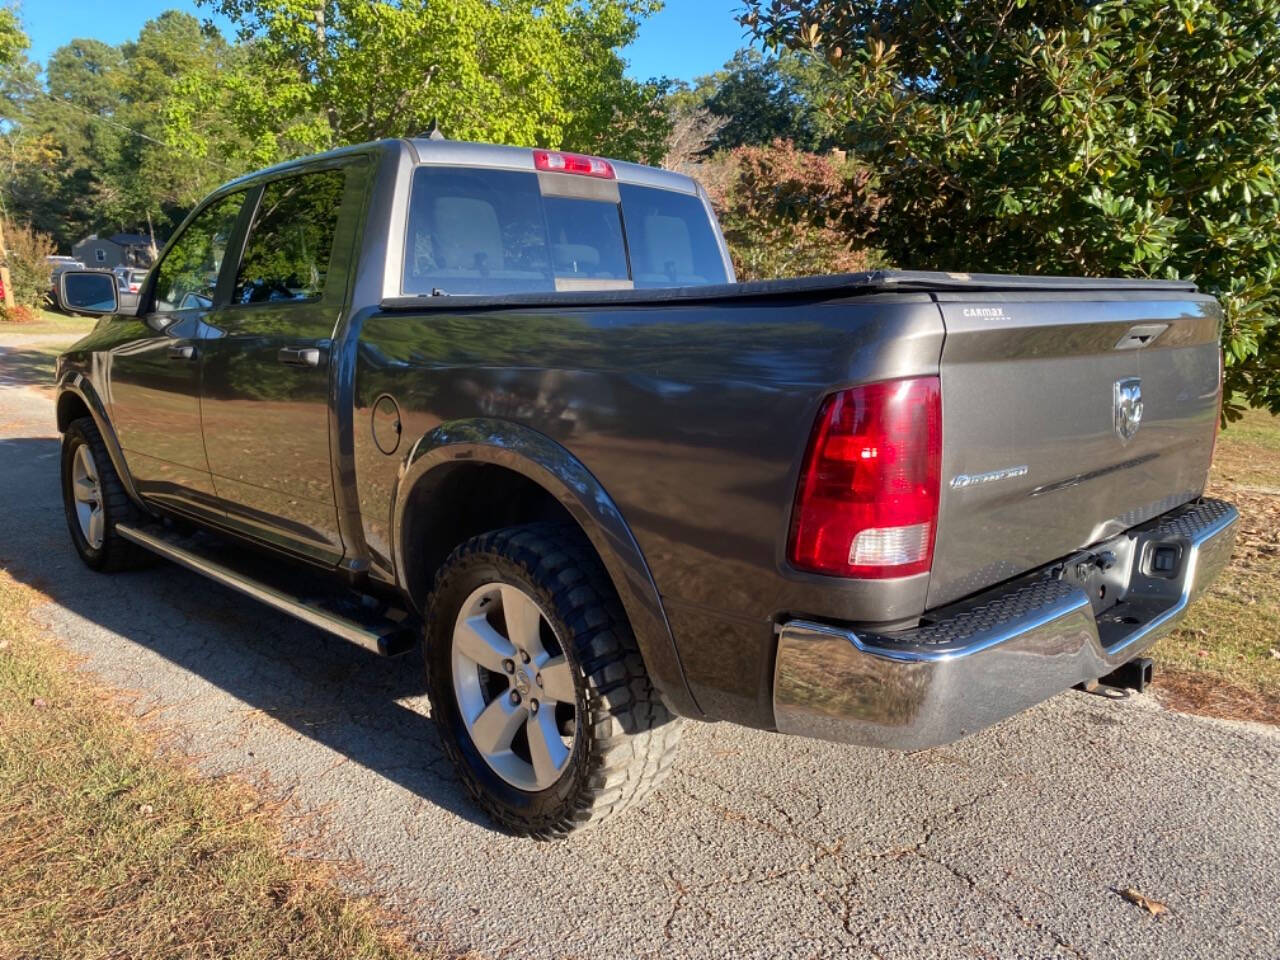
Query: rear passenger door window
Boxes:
[{"xmin": 233, "ymin": 169, "xmax": 345, "ymax": 304}]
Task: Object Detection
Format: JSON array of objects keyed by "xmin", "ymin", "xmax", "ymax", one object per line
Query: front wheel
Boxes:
[
  {"xmin": 425, "ymin": 522, "xmax": 682, "ymax": 838},
  {"xmin": 60, "ymin": 417, "xmax": 149, "ymax": 571}
]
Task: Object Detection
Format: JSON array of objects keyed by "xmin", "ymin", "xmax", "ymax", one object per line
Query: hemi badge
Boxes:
[{"xmin": 950, "ymin": 465, "xmax": 1029, "ymax": 490}]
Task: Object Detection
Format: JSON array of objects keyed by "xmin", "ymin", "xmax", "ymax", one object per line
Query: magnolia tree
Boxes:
[{"xmin": 742, "ymin": 0, "xmax": 1280, "ymax": 416}]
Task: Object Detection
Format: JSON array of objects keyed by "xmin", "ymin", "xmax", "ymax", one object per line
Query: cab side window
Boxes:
[
  {"xmin": 233, "ymin": 170, "xmax": 346, "ymax": 305},
  {"xmin": 151, "ymin": 192, "xmax": 246, "ymax": 313}
]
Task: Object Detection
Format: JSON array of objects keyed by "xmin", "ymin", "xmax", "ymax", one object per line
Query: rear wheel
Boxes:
[
  {"xmin": 425, "ymin": 522, "xmax": 682, "ymax": 838},
  {"xmin": 60, "ymin": 417, "xmax": 149, "ymax": 571}
]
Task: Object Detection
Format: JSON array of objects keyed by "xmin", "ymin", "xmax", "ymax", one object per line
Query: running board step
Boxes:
[{"xmin": 116, "ymin": 523, "xmax": 417, "ymax": 656}]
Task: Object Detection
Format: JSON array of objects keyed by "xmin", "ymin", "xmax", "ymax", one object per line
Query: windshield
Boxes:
[{"xmin": 402, "ymin": 165, "xmax": 727, "ymax": 296}]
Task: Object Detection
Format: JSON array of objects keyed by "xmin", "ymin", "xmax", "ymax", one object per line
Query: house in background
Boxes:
[{"xmin": 71, "ymin": 232, "xmax": 159, "ymax": 269}]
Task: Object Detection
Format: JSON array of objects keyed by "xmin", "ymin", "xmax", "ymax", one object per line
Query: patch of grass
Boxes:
[
  {"xmin": 1211, "ymin": 405, "xmax": 1280, "ymax": 491},
  {"xmin": 0, "ymin": 571, "xmax": 437, "ymax": 960},
  {"xmin": 0, "ymin": 343, "xmax": 64, "ymax": 387},
  {"xmin": 1153, "ymin": 408, "xmax": 1280, "ymax": 723},
  {"xmin": 0, "ymin": 307, "xmax": 98, "ymax": 338}
]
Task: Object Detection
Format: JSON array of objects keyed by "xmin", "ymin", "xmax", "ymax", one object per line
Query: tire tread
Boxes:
[
  {"xmin": 63, "ymin": 416, "xmax": 150, "ymax": 572},
  {"xmin": 428, "ymin": 521, "xmax": 681, "ymax": 838}
]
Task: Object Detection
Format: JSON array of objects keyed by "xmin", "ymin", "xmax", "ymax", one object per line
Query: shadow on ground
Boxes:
[
  {"xmin": 3, "ymin": 358, "xmax": 1279, "ymax": 959},
  {"xmin": 0, "ymin": 432, "xmax": 492, "ymax": 830},
  {"xmin": 0, "ymin": 347, "xmax": 59, "ymax": 387}
]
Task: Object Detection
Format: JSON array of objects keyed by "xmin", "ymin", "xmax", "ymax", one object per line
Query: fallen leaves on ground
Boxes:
[
  {"xmin": 1118, "ymin": 887, "xmax": 1169, "ymax": 917},
  {"xmin": 1156, "ymin": 666, "xmax": 1280, "ymax": 725}
]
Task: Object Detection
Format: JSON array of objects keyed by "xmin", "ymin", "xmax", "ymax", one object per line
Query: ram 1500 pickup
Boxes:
[{"xmin": 54, "ymin": 138, "xmax": 1238, "ymax": 837}]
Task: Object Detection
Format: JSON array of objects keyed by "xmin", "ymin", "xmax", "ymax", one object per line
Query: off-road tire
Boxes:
[
  {"xmin": 61, "ymin": 416, "xmax": 150, "ymax": 572},
  {"xmin": 425, "ymin": 522, "xmax": 682, "ymax": 838}
]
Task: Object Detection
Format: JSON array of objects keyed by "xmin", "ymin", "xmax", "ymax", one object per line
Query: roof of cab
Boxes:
[
  {"xmin": 405, "ymin": 137, "xmax": 701, "ymax": 196},
  {"xmin": 212, "ymin": 137, "xmax": 702, "ymax": 200},
  {"xmin": 217, "ymin": 139, "xmax": 397, "ymax": 193}
]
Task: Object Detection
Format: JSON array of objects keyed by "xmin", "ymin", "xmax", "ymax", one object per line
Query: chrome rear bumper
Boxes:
[{"xmin": 772, "ymin": 498, "xmax": 1238, "ymax": 749}]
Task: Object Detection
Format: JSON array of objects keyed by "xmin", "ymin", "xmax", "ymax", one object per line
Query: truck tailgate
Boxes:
[{"xmin": 928, "ymin": 291, "xmax": 1221, "ymax": 609}]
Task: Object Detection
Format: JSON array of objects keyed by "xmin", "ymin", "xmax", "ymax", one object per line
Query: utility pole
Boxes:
[{"xmin": 0, "ymin": 218, "xmax": 14, "ymax": 311}]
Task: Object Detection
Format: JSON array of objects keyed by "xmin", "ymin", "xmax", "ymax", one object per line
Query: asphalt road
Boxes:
[{"xmin": 2, "ymin": 349, "xmax": 1277, "ymax": 959}]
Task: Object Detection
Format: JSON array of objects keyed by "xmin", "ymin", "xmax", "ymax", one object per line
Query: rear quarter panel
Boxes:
[{"xmin": 353, "ymin": 295, "xmax": 944, "ymax": 726}]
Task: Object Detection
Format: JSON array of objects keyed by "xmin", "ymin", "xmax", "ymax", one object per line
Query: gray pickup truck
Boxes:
[{"xmin": 54, "ymin": 138, "xmax": 1238, "ymax": 837}]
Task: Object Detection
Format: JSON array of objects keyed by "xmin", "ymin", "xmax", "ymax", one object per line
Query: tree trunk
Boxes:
[{"xmin": 313, "ymin": 3, "xmax": 342, "ymax": 145}]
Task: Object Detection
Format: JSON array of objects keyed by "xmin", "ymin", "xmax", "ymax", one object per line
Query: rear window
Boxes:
[
  {"xmin": 402, "ymin": 166, "xmax": 727, "ymax": 296},
  {"xmin": 544, "ymin": 196, "xmax": 628, "ymax": 283},
  {"xmin": 618, "ymin": 184, "xmax": 728, "ymax": 289}
]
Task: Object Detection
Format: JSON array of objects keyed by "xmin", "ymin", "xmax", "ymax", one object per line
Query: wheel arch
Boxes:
[
  {"xmin": 392, "ymin": 418, "xmax": 701, "ymax": 719},
  {"xmin": 56, "ymin": 374, "xmax": 148, "ymax": 513}
]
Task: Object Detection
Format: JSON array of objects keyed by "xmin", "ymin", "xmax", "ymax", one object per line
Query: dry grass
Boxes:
[
  {"xmin": 1152, "ymin": 406, "xmax": 1280, "ymax": 724},
  {"xmin": 0, "ymin": 570, "xmax": 437, "ymax": 960}
]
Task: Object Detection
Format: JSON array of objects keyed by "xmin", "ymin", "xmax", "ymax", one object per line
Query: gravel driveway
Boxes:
[{"xmin": 2, "ymin": 353, "xmax": 1277, "ymax": 959}]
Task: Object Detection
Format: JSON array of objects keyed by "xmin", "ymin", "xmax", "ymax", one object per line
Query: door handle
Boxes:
[
  {"xmin": 277, "ymin": 347, "xmax": 321, "ymax": 368},
  {"xmin": 167, "ymin": 344, "xmax": 197, "ymax": 361}
]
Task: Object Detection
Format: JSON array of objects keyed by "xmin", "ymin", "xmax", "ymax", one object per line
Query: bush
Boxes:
[
  {"xmin": 707, "ymin": 139, "xmax": 882, "ymax": 281},
  {"xmin": 2, "ymin": 220, "xmax": 55, "ymax": 310},
  {"xmin": 744, "ymin": 0, "xmax": 1280, "ymax": 417},
  {"xmin": 0, "ymin": 304, "xmax": 36, "ymax": 324}
]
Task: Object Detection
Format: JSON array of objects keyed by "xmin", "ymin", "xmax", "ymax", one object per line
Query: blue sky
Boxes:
[{"xmin": 20, "ymin": 0, "xmax": 749, "ymax": 83}]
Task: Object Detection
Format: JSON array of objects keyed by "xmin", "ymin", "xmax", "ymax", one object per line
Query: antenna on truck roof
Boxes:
[{"xmin": 423, "ymin": 122, "xmax": 445, "ymax": 141}]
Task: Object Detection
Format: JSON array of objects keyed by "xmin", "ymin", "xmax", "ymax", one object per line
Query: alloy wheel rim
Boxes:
[
  {"xmin": 451, "ymin": 582, "xmax": 578, "ymax": 791},
  {"xmin": 71, "ymin": 443, "xmax": 104, "ymax": 549}
]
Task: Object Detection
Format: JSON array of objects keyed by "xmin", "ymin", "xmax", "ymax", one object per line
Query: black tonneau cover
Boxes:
[{"xmin": 379, "ymin": 269, "xmax": 1197, "ymax": 312}]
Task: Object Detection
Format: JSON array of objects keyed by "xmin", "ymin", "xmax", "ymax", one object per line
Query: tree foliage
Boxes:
[
  {"xmin": 2, "ymin": 2, "xmax": 670, "ymax": 251},
  {"xmin": 187, "ymin": 0, "xmax": 671, "ymax": 165},
  {"xmin": 667, "ymin": 47, "xmax": 835, "ymax": 155},
  {"xmin": 743, "ymin": 0, "xmax": 1280, "ymax": 416},
  {"xmin": 709, "ymin": 139, "xmax": 879, "ymax": 280},
  {"xmin": 0, "ymin": 6, "xmax": 24, "ymax": 73},
  {"xmin": 1, "ymin": 219, "xmax": 55, "ymax": 309},
  {"xmin": 2, "ymin": 12, "xmax": 245, "ymax": 249}
]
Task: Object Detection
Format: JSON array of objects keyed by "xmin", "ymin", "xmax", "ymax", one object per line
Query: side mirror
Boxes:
[{"xmin": 59, "ymin": 270, "xmax": 118, "ymax": 315}]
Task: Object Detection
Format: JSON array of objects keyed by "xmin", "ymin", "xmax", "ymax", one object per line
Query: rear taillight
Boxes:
[
  {"xmin": 788, "ymin": 377, "xmax": 942, "ymax": 579},
  {"xmin": 533, "ymin": 149, "xmax": 615, "ymax": 179}
]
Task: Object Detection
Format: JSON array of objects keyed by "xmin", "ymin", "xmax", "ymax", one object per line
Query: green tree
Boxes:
[
  {"xmin": 2, "ymin": 13, "xmax": 248, "ymax": 250},
  {"xmin": 743, "ymin": 0, "xmax": 1280, "ymax": 416},
  {"xmin": 184, "ymin": 0, "xmax": 671, "ymax": 164},
  {"xmin": 0, "ymin": 5, "xmax": 25, "ymax": 72},
  {"xmin": 0, "ymin": 9, "xmax": 81, "ymax": 246},
  {"xmin": 671, "ymin": 48, "xmax": 834, "ymax": 154},
  {"xmin": 111, "ymin": 13, "xmax": 248, "ymax": 230}
]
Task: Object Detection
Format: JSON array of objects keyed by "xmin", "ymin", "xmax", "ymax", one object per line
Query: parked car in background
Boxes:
[
  {"xmin": 46, "ymin": 256, "xmax": 86, "ymax": 309},
  {"xmin": 52, "ymin": 138, "xmax": 1237, "ymax": 837},
  {"xmin": 113, "ymin": 266, "xmax": 147, "ymax": 294},
  {"xmin": 112, "ymin": 266, "xmax": 148, "ymax": 312}
]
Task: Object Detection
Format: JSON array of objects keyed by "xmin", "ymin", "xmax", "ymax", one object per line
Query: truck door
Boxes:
[
  {"xmin": 105, "ymin": 191, "xmax": 249, "ymax": 521},
  {"xmin": 199, "ymin": 161, "xmax": 365, "ymax": 565}
]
